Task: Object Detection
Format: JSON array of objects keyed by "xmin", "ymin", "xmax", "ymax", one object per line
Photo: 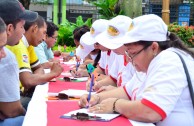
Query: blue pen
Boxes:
[
  {"xmin": 76, "ymin": 61, "xmax": 80, "ymax": 71},
  {"xmin": 87, "ymin": 74, "xmax": 94, "ymax": 108}
]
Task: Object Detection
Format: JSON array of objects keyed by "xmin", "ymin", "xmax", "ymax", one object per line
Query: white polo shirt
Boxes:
[
  {"xmin": 99, "ymin": 50, "xmax": 118, "ymax": 75},
  {"xmin": 124, "ymin": 48, "xmax": 194, "ymax": 126},
  {"xmin": 110, "ymin": 55, "xmax": 136, "ymax": 87}
]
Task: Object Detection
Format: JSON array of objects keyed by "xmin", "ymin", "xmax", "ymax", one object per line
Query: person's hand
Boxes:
[
  {"xmin": 78, "ymin": 94, "xmax": 100, "ymax": 108},
  {"xmin": 50, "ymin": 62, "xmax": 64, "ymax": 77},
  {"xmin": 96, "ymin": 85, "xmax": 117, "ymax": 93},
  {"xmin": 70, "ymin": 68, "xmax": 89, "ymax": 77},
  {"xmin": 34, "ymin": 67, "xmax": 44, "ymax": 74},
  {"xmin": 97, "ymin": 74, "xmax": 107, "ymax": 81},
  {"xmin": 88, "ymin": 98, "xmax": 118, "ymax": 114},
  {"xmin": 86, "ymin": 79, "xmax": 96, "ymax": 91},
  {"xmin": 63, "ymin": 55, "xmax": 73, "ymax": 62}
]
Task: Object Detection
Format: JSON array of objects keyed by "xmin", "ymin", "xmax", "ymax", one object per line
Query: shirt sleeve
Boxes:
[
  {"xmin": 47, "ymin": 48, "xmax": 54, "ymax": 60},
  {"xmin": 140, "ymin": 51, "xmax": 187, "ymax": 120},
  {"xmin": 6, "ymin": 41, "xmax": 31, "ymax": 73},
  {"xmin": 28, "ymin": 46, "xmax": 40, "ymax": 68},
  {"xmin": 35, "ymin": 43, "xmax": 49, "ymax": 64}
]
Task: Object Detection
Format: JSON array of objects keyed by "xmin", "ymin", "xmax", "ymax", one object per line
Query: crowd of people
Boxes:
[{"xmin": 0, "ymin": 0, "xmax": 193, "ymax": 126}]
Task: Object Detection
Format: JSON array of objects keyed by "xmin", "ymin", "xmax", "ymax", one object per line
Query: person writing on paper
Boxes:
[
  {"xmin": 91, "ymin": 15, "xmax": 138, "ymax": 92},
  {"xmin": 35, "ymin": 21, "xmax": 60, "ymax": 68},
  {"xmin": 72, "ymin": 19, "xmax": 120, "ymax": 91},
  {"xmin": 70, "ymin": 19, "xmax": 109, "ymax": 77},
  {"xmin": 7, "ymin": 15, "xmax": 64, "ymax": 109},
  {"xmin": 62, "ymin": 25, "xmax": 90, "ymax": 62},
  {"xmin": 79, "ymin": 14, "xmax": 194, "ymax": 126},
  {"xmin": 84, "ymin": 16, "xmax": 135, "ymax": 92}
]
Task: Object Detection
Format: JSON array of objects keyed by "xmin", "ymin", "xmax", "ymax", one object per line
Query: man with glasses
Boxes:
[{"xmin": 35, "ymin": 21, "xmax": 59, "ymax": 68}]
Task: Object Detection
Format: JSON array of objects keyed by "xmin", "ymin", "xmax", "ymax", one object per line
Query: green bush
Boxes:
[
  {"xmin": 168, "ymin": 23, "xmax": 194, "ymax": 47},
  {"xmin": 56, "ymin": 16, "xmax": 92, "ymax": 47},
  {"xmin": 92, "ymin": 0, "xmax": 124, "ymax": 19}
]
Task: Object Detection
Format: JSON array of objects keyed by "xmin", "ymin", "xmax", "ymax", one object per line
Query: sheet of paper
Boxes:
[
  {"xmin": 70, "ymin": 77, "xmax": 88, "ymax": 82},
  {"xmin": 61, "ymin": 72, "xmax": 73, "ymax": 77},
  {"xmin": 59, "ymin": 89, "xmax": 95, "ymax": 98},
  {"xmin": 62, "ymin": 108, "xmax": 120, "ymax": 121},
  {"xmin": 129, "ymin": 120, "xmax": 155, "ymax": 126}
]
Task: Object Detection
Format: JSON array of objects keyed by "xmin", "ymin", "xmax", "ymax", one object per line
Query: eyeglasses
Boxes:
[{"xmin": 125, "ymin": 45, "xmax": 149, "ymax": 62}]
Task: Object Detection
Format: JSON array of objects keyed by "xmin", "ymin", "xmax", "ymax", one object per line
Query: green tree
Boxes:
[
  {"xmin": 19, "ymin": 0, "xmax": 50, "ymax": 9},
  {"xmin": 19, "ymin": 0, "xmax": 31, "ymax": 9},
  {"xmin": 120, "ymin": 0, "xmax": 142, "ymax": 18}
]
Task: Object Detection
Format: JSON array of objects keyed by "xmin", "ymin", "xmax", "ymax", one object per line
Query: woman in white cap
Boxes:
[
  {"xmin": 72, "ymin": 19, "xmax": 120, "ymax": 84},
  {"xmin": 94, "ymin": 15, "xmax": 140, "ymax": 93},
  {"xmin": 79, "ymin": 14, "xmax": 194, "ymax": 126}
]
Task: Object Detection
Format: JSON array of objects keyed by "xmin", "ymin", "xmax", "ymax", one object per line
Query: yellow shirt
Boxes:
[{"xmin": 6, "ymin": 37, "xmax": 40, "ymax": 90}]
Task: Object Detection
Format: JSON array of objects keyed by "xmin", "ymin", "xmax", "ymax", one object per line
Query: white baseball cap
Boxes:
[
  {"xmin": 76, "ymin": 38, "xmax": 95, "ymax": 59},
  {"xmin": 121, "ymin": 14, "xmax": 168, "ymax": 44},
  {"xmin": 76, "ymin": 19, "xmax": 108, "ymax": 59},
  {"xmin": 81, "ymin": 19, "xmax": 109, "ymax": 45},
  {"xmin": 95, "ymin": 15, "xmax": 133, "ymax": 49}
]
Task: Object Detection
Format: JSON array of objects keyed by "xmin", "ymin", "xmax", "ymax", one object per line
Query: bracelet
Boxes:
[{"xmin": 113, "ymin": 98, "xmax": 119, "ymax": 113}]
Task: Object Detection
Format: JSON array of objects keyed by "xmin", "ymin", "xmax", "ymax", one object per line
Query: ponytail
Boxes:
[
  {"xmin": 93, "ymin": 50, "xmax": 101, "ymax": 68},
  {"xmin": 167, "ymin": 32, "xmax": 194, "ymax": 58}
]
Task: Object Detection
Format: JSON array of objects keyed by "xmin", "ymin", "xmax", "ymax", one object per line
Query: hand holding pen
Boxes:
[
  {"xmin": 75, "ymin": 55, "xmax": 81, "ymax": 71},
  {"xmin": 87, "ymin": 74, "xmax": 94, "ymax": 108}
]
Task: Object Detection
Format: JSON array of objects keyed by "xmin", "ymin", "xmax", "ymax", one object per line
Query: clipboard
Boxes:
[{"xmin": 60, "ymin": 108, "xmax": 120, "ymax": 122}]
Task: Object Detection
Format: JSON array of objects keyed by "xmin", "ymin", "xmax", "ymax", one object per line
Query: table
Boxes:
[{"xmin": 22, "ymin": 59, "xmax": 154, "ymax": 126}]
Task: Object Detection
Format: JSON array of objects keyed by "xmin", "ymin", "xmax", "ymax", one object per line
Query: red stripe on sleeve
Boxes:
[
  {"xmin": 110, "ymin": 75, "xmax": 117, "ymax": 84},
  {"xmin": 141, "ymin": 98, "xmax": 167, "ymax": 120}
]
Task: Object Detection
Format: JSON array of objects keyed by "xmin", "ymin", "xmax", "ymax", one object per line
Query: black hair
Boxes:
[
  {"xmin": 73, "ymin": 25, "xmax": 90, "ymax": 42},
  {"xmin": 3, "ymin": 19, "xmax": 21, "ymax": 29},
  {"xmin": 0, "ymin": 17, "xmax": 6, "ymax": 33},
  {"xmin": 126, "ymin": 32, "xmax": 194, "ymax": 58},
  {"xmin": 93, "ymin": 50, "xmax": 101, "ymax": 68},
  {"xmin": 46, "ymin": 21, "xmax": 58, "ymax": 37},
  {"xmin": 24, "ymin": 15, "xmax": 45, "ymax": 31}
]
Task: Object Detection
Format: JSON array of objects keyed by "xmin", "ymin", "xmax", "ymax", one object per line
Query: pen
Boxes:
[
  {"xmin": 87, "ymin": 74, "xmax": 94, "ymax": 107},
  {"xmin": 76, "ymin": 61, "xmax": 80, "ymax": 71}
]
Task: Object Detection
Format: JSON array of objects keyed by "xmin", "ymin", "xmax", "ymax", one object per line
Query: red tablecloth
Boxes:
[
  {"xmin": 47, "ymin": 101, "xmax": 132, "ymax": 126},
  {"xmin": 47, "ymin": 58, "xmax": 132, "ymax": 126}
]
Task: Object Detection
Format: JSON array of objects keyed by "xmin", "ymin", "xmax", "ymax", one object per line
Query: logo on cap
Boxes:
[
  {"xmin": 90, "ymin": 27, "xmax": 95, "ymax": 35},
  {"xmin": 107, "ymin": 25, "xmax": 119, "ymax": 36},
  {"xmin": 128, "ymin": 22, "xmax": 134, "ymax": 31},
  {"xmin": 80, "ymin": 44, "xmax": 84, "ymax": 49}
]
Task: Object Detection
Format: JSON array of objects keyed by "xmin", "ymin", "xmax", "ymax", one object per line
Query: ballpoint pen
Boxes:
[
  {"xmin": 76, "ymin": 61, "xmax": 80, "ymax": 71},
  {"xmin": 87, "ymin": 74, "xmax": 94, "ymax": 107}
]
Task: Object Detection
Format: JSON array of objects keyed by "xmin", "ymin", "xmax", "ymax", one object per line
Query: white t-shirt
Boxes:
[
  {"xmin": 0, "ymin": 47, "xmax": 20, "ymax": 102},
  {"xmin": 99, "ymin": 50, "xmax": 119, "ymax": 75},
  {"xmin": 124, "ymin": 48, "xmax": 194, "ymax": 126},
  {"xmin": 110, "ymin": 55, "xmax": 135, "ymax": 87}
]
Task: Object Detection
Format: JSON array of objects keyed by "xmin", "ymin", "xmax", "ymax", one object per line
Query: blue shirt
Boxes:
[{"xmin": 35, "ymin": 41, "xmax": 54, "ymax": 64}]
